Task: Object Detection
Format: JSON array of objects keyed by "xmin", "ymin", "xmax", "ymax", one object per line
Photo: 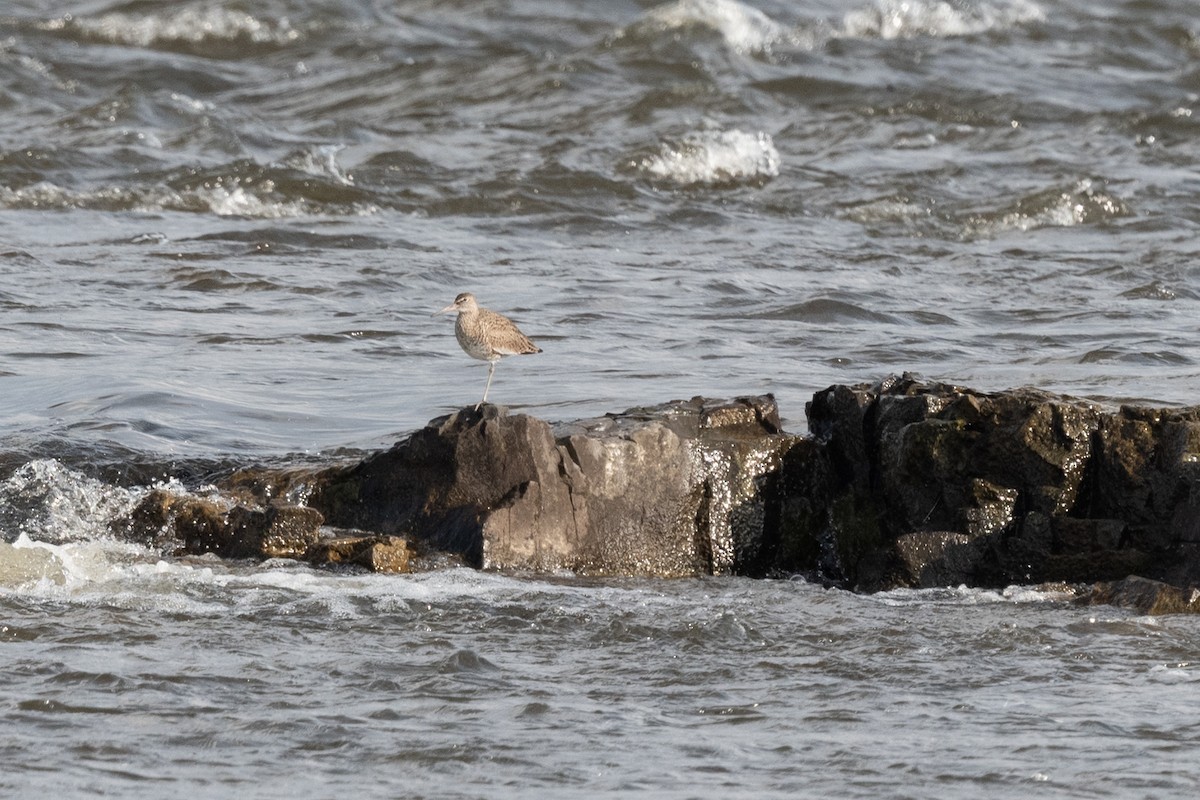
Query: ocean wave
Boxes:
[
  {"xmin": 0, "ymin": 180, "xmax": 309, "ymax": 218},
  {"xmin": 961, "ymin": 178, "xmax": 1132, "ymax": 237},
  {"xmin": 279, "ymin": 144, "xmax": 356, "ymax": 187},
  {"xmin": 38, "ymin": 6, "xmax": 301, "ymax": 52},
  {"xmin": 630, "ymin": 128, "xmax": 780, "ymax": 186},
  {"xmin": 841, "ymin": 195, "xmax": 935, "ymax": 226},
  {"xmin": 617, "ymin": 0, "xmax": 793, "ymax": 54},
  {"xmin": 841, "ymin": 0, "xmax": 1045, "ymax": 40},
  {"xmin": 873, "ymin": 582, "xmax": 1081, "ymax": 606},
  {"xmin": 0, "ymin": 146, "xmax": 376, "ymax": 218}
]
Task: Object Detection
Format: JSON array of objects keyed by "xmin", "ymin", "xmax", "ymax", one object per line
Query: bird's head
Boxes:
[{"xmin": 436, "ymin": 292, "xmax": 478, "ymax": 315}]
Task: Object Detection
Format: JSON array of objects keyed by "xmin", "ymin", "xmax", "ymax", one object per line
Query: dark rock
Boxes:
[
  {"xmin": 220, "ymin": 465, "xmax": 323, "ymax": 507},
  {"xmin": 118, "ymin": 488, "xmax": 194, "ymax": 547},
  {"xmin": 308, "ymin": 396, "xmax": 799, "ymax": 577},
  {"xmin": 1083, "ymin": 576, "xmax": 1200, "ymax": 615},
  {"xmin": 1036, "ymin": 548, "xmax": 1153, "ymax": 584},
  {"xmin": 805, "ymin": 381, "xmax": 876, "ymax": 492},
  {"xmin": 1083, "ymin": 408, "xmax": 1200, "ymax": 552},
  {"xmin": 865, "ymin": 379, "xmax": 1102, "ymax": 534},
  {"xmin": 757, "ymin": 437, "xmax": 833, "ymax": 578},
  {"xmin": 893, "ymin": 530, "xmax": 981, "ymax": 588},
  {"xmin": 805, "ymin": 375, "xmax": 1197, "ymax": 591}
]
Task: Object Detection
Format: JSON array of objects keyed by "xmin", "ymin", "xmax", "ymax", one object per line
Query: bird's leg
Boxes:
[{"xmin": 476, "ymin": 360, "xmax": 496, "ymax": 411}]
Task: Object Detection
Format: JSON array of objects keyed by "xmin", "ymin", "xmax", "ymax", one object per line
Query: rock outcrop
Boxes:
[
  {"xmin": 306, "ymin": 396, "xmax": 797, "ymax": 576},
  {"xmin": 307, "ymin": 534, "xmax": 415, "ymax": 573},
  {"xmin": 802, "ymin": 375, "xmax": 1200, "ymax": 596},
  {"xmin": 102, "ymin": 378, "xmax": 1200, "ymax": 611}
]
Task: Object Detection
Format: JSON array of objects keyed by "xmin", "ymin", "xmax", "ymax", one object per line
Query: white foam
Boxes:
[
  {"xmin": 634, "ymin": 128, "xmax": 781, "ymax": 185},
  {"xmin": 0, "ymin": 531, "xmax": 170, "ymax": 594},
  {"xmin": 842, "ymin": 0, "xmax": 1045, "ymax": 40},
  {"xmin": 843, "ymin": 195, "xmax": 933, "ymax": 226},
  {"xmin": 279, "ymin": 145, "xmax": 356, "ymax": 187},
  {"xmin": 873, "ymin": 582, "xmax": 1077, "ymax": 606},
  {"xmin": 0, "ymin": 535, "xmax": 67, "ymax": 587},
  {"xmin": 0, "ymin": 459, "xmax": 140, "ymax": 545},
  {"xmin": 40, "ymin": 7, "xmax": 301, "ymax": 49},
  {"xmin": 1147, "ymin": 663, "xmax": 1200, "ymax": 684},
  {"xmin": 625, "ymin": 0, "xmax": 791, "ymax": 54},
  {"xmin": 169, "ymin": 92, "xmax": 215, "ymax": 114},
  {"xmin": 195, "ymin": 183, "xmax": 307, "ymax": 218}
]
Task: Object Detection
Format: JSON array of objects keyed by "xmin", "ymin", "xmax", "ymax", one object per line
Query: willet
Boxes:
[{"xmin": 435, "ymin": 292, "xmax": 541, "ymax": 409}]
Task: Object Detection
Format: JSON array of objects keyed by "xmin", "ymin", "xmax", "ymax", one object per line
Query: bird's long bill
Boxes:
[{"xmin": 434, "ymin": 303, "xmax": 457, "ymax": 316}]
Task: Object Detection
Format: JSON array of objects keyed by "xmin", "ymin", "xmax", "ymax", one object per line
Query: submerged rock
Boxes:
[
  {"xmin": 1083, "ymin": 576, "xmax": 1200, "ymax": 615},
  {"xmin": 120, "ymin": 488, "xmax": 323, "ymax": 560},
  {"xmin": 308, "ymin": 534, "xmax": 414, "ymax": 574}
]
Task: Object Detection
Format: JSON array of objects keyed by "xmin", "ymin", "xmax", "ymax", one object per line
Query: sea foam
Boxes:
[
  {"xmin": 0, "ymin": 176, "xmax": 373, "ymax": 218},
  {"xmin": 622, "ymin": 0, "xmax": 791, "ymax": 54},
  {"xmin": 0, "ymin": 459, "xmax": 139, "ymax": 545},
  {"xmin": 842, "ymin": 0, "xmax": 1045, "ymax": 40},
  {"xmin": 961, "ymin": 178, "xmax": 1131, "ymax": 238},
  {"xmin": 40, "ymin": 7, "xmax": 300, "ymax": 49},
  {"xmin": 634, "ymin": 128, "xmax": 781, "ymax": 185}
]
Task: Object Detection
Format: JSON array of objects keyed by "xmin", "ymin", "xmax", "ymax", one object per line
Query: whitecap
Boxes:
[
  {"xmin": 962, "ymin": 178, "xmax": 1131, "ymax": 238},
  {"xmin": 841, "ymin": 0, "xmax": 1045, "ymax": 40},
  {"xmin": 633, "ymin": 128, "xmax": 781, "ymax": 186},
  {"xmin": 195, "ymin": 184, "xmax": 308, "ymax": 218},
  {"xmin": 842, "ymin": 195, "xmax": 934, "ymax": 225},
  {"xmin": 279, "ymin": 145, "xmax": 356, "ymax": 187},
  {"xmin": 0, "ymin": 531, "xmax": 178, "ymax": 595},
  {"xmin": 873, "ymin": 583, "xmax": 1078, "ymax": 606},
  {"xmin": 622, "ymin": 0, "xmax": 791, "ymax": 54},
  {"xmin": 40, "ymin": 7, "xmax": 300, "ymax": 49}
]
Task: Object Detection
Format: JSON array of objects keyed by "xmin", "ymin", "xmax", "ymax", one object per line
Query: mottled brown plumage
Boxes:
[{"xmin": 436, "ymin": 292, "xmax": 541, "ymax": 408}]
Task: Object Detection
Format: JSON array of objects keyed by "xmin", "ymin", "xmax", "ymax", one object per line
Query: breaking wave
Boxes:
[
  {"xmin": 961, "ymin": 178, "xmax": 1132, "ymax": 238},
  {"xmin": 0, "ymin": 147, "xmax": 374, "ymax": 218},
  {"xmin": 617, "ymin": 0, "xmax": 794, "ymax": 54},
  {"xmin": 630, "ymin": 129, "xmax": 781, "ymax": 186},
  {"xmin": 618, "ymin": 0, "xmax": 1045, "ymax": 55},
  {"xmin": 0, "ymin": 460, "xmax": 140, "ymax": 546}
]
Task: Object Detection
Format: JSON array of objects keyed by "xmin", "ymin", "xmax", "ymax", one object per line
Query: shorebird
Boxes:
[{"xmin": 435, "ymin": 292, "xmax": 541, "ymax": 409}]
